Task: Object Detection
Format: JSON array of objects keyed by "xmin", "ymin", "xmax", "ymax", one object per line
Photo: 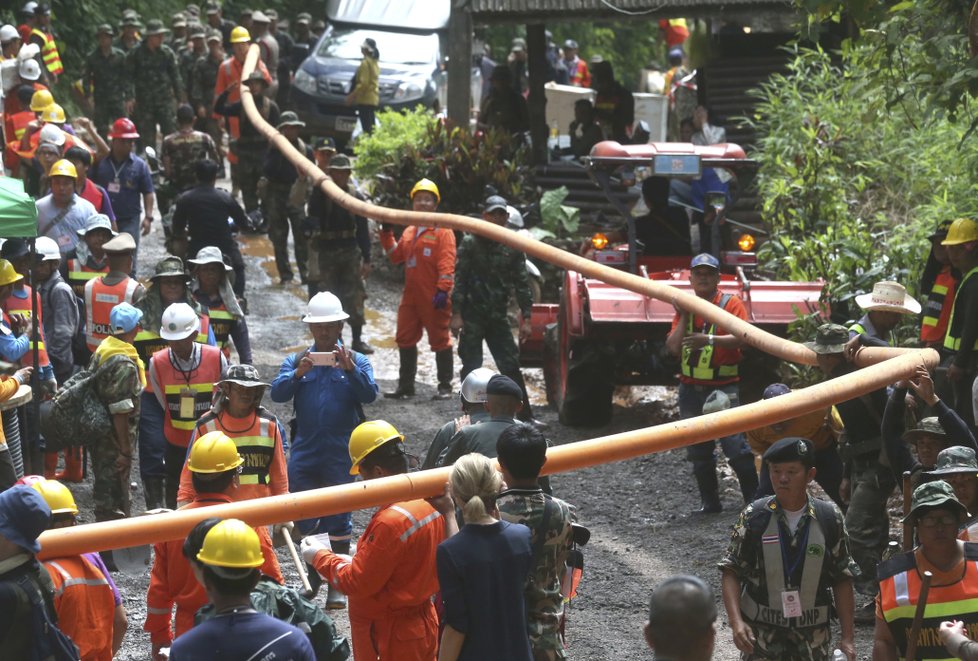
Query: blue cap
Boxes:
[
  {"xmin": 0, "ymin": 485, "xmax": 52, "ymax": 554},
  {"xmin": 110, "ymin": 302, "xmax": 143, "ymax": 334},
  {"xmin": 762, "ymin": 383, "xmax": 791, "ymax": 399},
  {"xmin": 690, "ymin": 253, "xmax": 720, "ymax": 270}
]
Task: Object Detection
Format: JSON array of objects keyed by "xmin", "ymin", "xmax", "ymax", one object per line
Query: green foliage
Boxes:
[
  {"xmin": 531, "ymin": 187, "xmax": 580, "ymax": 240},
  {"xmin": 353, "ymin": 108, "xmax": 532, "ymax": 215},
  {"xmin": 746, "ymin": 43, "xmax": 978, "ymax": 331}
]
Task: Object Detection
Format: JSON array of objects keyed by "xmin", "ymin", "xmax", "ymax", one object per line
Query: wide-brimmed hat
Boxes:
[
  {"xmin": 804, "ymin": 323, "xmax": 849, "ymax": 354},
  {"xmin": 152, "ymin": 255, "xmax": 187, "ymax": 279},
  {"xmin": 925, "ymin": 446, "xmax": 978, "ymax": 477},
  {"xmin": 902, "ymin": 416, "xmax": 947, "ymax": 444},
  {"xmin": 143, "ymin": 19, "xmax": 170, "ymax": 36},
  {"xmin": 243, "ymin": 70, "xmax": 267, "ymax": 85},
  {"xmin": 188, "ymin": 246, "xmax": 232, "ymax": 271},
  {"xmin": 904, "ymin": 479, "xmax": 969, "ymax": 522},
  {"xmin": 854, "ymin": 281, "xmax": 921, "ymax": 315},
  {"xmin": 328, "ymin": 154, "xmax": 352, "ymax": 170},
  {"xmin": 276, "ymin": 111, "xmax": 305, "ymax": 129},
  {"xmin": 77, "ymin": 214, "xmax": 117, "ymax": 238},
  {"xmin": 220, "ymin": 364, "xmax": 269, "ymax": 388}
]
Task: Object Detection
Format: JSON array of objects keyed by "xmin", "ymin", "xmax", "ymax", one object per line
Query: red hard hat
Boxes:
[{"xmin": 109, "ymin": 117, "xmax": 140, "ymax": 139}]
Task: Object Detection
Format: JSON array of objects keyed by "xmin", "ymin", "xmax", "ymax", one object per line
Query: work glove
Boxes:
[
  {"xmin": 433, "ymin": 290, "xmax": 449, "ymax": 310},
  {"xmin": 272, "ymin": 521, "xmax": 295, "ymax": 547},
  {"xmin": 300, "ymin": 533, "xmax": 331, "ymax": 564}
]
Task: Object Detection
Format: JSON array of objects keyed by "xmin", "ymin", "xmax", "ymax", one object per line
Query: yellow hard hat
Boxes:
[
  {"xmin": 29, "ymin": 89, "xmax": 54, "ymax": 112},
  {"xmin": 30, "ymin": 479, "xmax": 78, "ymax": 515},
  {"xmin": 348, "ymin": 420, "xmax": 404, "ymax": 475},
  {"xmin": 48, "ymin": 159, "xmax": 77, "ymax": 179},
  {"xmin": 230, "ymin": 26, "xmax": 250, "ymax": 43},
  {"xmin": 40, "ymin": 103, "xmax": 65, "ymax": 124},
  {"xmin": 187, "ymin": 430, "xmax": 243, "ymax": 474},
  {"xmin": 410, "ymin": 178, "xmax": 440, "ymax": 204},
  {"xmin": 942, "ymin": 218, "xmax": 978, "ymax": 246},
  {"xmin": 0, "ymin": 259, "xmax": 24, "ymax": 287},
  {"xmin": 196, "ymin": 518, "xmax": 264, "ymax": 568}
]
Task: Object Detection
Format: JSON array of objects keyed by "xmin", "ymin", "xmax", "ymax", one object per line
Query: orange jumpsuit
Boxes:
[
  {"xmin": 44, "ymin": 555, "xmax": 116, "ymax": 661},
  {"xmin": 212, "ymin": 57, "xmax": 272, "ymax": 165},
  {"xmin": 380, "ymin": 226, "xmax": 455, "ymax": 352},
  {"xmin": 310, "ymin": 498, "xmax": 445, "ymax": 660},
  {"xmin": 144, "ymin": 493, "xmax": 284, "ymax": 647}
]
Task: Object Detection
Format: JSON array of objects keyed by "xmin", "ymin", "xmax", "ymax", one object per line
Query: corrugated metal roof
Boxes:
[{"xmin": 470, "ymin": 0, "xmax": 794, "ymax": 21}]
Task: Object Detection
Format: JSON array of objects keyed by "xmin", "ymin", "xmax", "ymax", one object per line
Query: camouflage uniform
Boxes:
[
  {"xmin": 127, "ymin": 41, "xmax": 183, "ymax": 148},
  {"xmin": 262, "ymin": 131, "xmax": 311, "ymax": 282},
  {"xmin": 437, "ymin": 416, "xmax": 518, "ymax": 467},
  {"xmin": 179, "ymin": 45, "xmax": 207, "ymax": 103},
  {"xmin": 159, "ymin": 127, "xmax": 220, "ymax": 213},
  {"xmin": 83, "ymin": 44, "xmax": 131, "ymax": 135},
  {"xmin": 190, "ymin": 49, "xmax": 223, "ymax": 148},
  {"xmin": 718, "ymin": 495, "xmax": 852, "ymax": 661},
  {"xmin": 89, "ymin": 351, "xmax": 143, "ymax": 522}
]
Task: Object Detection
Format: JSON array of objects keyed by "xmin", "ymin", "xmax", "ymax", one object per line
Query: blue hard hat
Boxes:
[
  {"xmin": 110, "ymin": 302, "xmax": 143, "ymax": 334},
  {"xmin": 0, "ymin": 485, "xmax": 51, "ymax": 554},
  {"xmin": 690, "ymin": 253, "xmax": 720, "ymax": 270}
]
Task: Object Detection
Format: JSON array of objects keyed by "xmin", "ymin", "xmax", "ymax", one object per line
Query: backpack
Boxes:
[
  {"xmin": 196, "ymin": 577, "xmax": 351, "ymax": 661},
  {"xmin": 13, "ymin": 571, "xmax": 81, "ymax": 661},
  {"xmin": 39, "ymin": 361, "xmax": 114, "ymax": 452}
]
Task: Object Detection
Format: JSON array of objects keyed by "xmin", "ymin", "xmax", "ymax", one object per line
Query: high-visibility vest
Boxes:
[
  {"xmin": 31, "ymin": 28, "xmax": 64, "ymax": 75},
  {"xmin": 133, "ymin": 313, "xmax": 210, "ymax": 367},
  {"xmin": 878, "ymin": 544, "xmax": 978, "ymax": 660},
  {"xmin": 681, "ymin": 293, "xmax": 739, "ymax": 382},
  {"xmin": 84, "ymin": 276, "xmax": 140, "ymax": 352},
  {"xmin": 921, "ymin": 267, "xmax": 958, "ymax": 343},
  {"xmin": 195, "ymin": 411, "xmax": 277, "ymax": 489},
  {"xmin": 945, "ymin": 266, "xmax": 978, "ymax": 352},
  {"xmin": 8, "ymin": 110, "xmax": 34, "ymax": 141},
  {"xmin": 5, "ymin": 286, "xmax": 50, "ymax": 368},
  {"xmin": 153, "ymin": 344, "xmax": 223, "ymax": 447},
  {"xmin": 44, "ymin": 555, "xmax": 115, "ymax": 661},
  {"xmin": 201, "ymin": 301, "xmax": 237, "ymax": 359},
  {"xmin": 66, "ymin": 257, "xmax": 109, "ymax": 298}
]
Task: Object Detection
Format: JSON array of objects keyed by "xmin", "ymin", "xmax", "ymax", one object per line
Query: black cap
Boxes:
[
  {"xmin": 763, "ymin": 437, "xmax": 814, "ymax": 468},
  {"xmin": 486, "ymin": 374, "xmax": 522, "ymax": 399},
  {"xmin": 484, "ymin": 195, "xmax": 508, "ymax": 213},
  {"xmin": 314, "ymin": 136, "xmax": 336, "ymax": 151},
  {"xmin": 0, "ymin": 239, "xmax": 29, "ymax": 260}
]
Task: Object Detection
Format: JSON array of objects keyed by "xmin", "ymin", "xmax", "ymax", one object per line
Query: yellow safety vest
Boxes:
[
  {"xmin": 681, "ymin": 293, "xmax": 739, "ymax": 381},
  {"xmin": 944, "ymin": 266, "xmax": 978, "ymax": 352},
  {"xmin": 31, "ymin": 28, "xmax": 63, "ymax": 75}
]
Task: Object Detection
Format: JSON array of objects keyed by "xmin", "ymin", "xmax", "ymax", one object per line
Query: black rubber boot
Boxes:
[
  {"xmin": 692, "ymin": 466, "xmax": 722, "ymax": 514},
  {"xmin": 730, "ymin": 454, "xmax": 760, "ymax": 504},
  {"xmin": 434, "ymin": 349, "xmax": 453, "ymax": 399},
  {"xmin": 303, "ymin": 562, "xmax": 323, "ymax": 599},
  {"xmin": 351, "ymin": 325, "xmax": 374, "ymax": 354},
  {"xmin": 143, "ymin": 477, "xmax": 165, "ymax": 511},
  {"xmin": 384, "ymin": 347, "xmax": 417, "ymax": 398},
  {"xmin": 325, "ymin": 540, "xmax": 350, "ymax": 609}
]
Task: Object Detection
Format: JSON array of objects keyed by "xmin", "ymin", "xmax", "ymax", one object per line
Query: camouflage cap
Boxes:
[
  {"xmin": 804, "ymin": 323, "xmax": 848, "ymax": 355},
  {"xmin": 205, "ymin": 28, "xmax": 222, "ymax": 43},
  {"xmin": 264, "ymin": 8, "xmax": 278, "ymax": 20},
  {"xmin": 152, "ymin": 255, "xmax": 187, "ymax": 279},
  {"xmin": 220, "ymin": 364, "xmax": 269, "ymax": 388},
  {"xmin": 121, "ymin": 15, "xmax": 142, "ymax": 27},
  {"xmin": 96, "ymin": 23, "xmax": 115, "ymax": 36},
  {"xmin": 296, "ymin": 12, "xmax": 312, "ymax": 23},
  {"xmin": 188, "ymin": 23, "xmax": 206, "ymax": 37},
  {"xmin": 186, "ymin": 4, "xmax": 201, "ymax": 17},
  {"xmin": 926, "ymin": 446, "xmax": 978, "ymax": 477},
  {"xmin": 901, "ymin": 416, "xmax": 947, "ymax": 445},
  {"xmin": 121, "ymin": 8, "xmax": 140, "ymax": 19},
  {"xmin": 172, "ymin": 12, "xmax": 187, "ymax": 27},
  {"xmin": 904, "ymin": 479, "xmax": 968, "ymax": 522},
  {"xmin": 204, "ymin": 2, "xmax": 220, "ymax": 14},
  {"xmin": 143, "ymin": 19, "xmax": 170, "ymax": 36}
]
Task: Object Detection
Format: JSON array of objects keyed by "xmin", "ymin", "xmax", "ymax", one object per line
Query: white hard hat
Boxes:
[
  {"xmin": 34, "ymin": 236, "xmax": 60, "ymax": 261},
  {"xmin": 506, "ymin": 205, "xmax": 524, "ymax": 229},
  {"xmin": 302, "ymin": 291, "xmax": 349, "ymax": 324},
  {"xmin": 0, "ymin": 25, "xmax": 19, "ymax": 44},
  {"xmin": 460, "ymin": 367, "xmax": 495, "ymax": 404},
  {"xmin": 38, "ymin": 123, "xmax": 64, "ymax": 147},
  {"xmin": 22, "ymin": 2, "xmax": 38, "ymax": 15},
  {"xmin": 160, "ymin": 302, "xmax": 201, "ymax": 340},
  {"xmin": 18, "ymin": 58, "xmax": 40, "ymax": 82}
]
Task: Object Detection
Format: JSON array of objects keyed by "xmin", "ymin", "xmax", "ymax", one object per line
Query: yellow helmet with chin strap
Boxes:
[
  {"xmin": 0, "ymin": 259, "xmax": 24, "ymax": 287},
  {"xmin": 410, "ymin": 178, "xmax": 440, "ymax": 204}
]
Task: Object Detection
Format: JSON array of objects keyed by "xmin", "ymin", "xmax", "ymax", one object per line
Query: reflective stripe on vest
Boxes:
[
  {"xmin": 67, "ymin": 258, "xmax": 107, "ymax": 298},
  {"xmin": 31, "ymin": 28, "xmax": 63, "ymax": 75},
  {"xmin": 205, "ymin": 307, "xmax": 236, "ymax": 352},
  {"xmin": 6, "ymin": 286, "xmax": 50, "ymax": 368},
  {"xmin": 197, "ymin": 314, "xmax": 211, "ymax": 345},
  {"xmin": 739, "ymin": 501, "xmax": 829, "ymax": 629},
  {"xmin": 133, "ymin": 330, "xmax": 167, "ymax": 367},
  {"xmin": 922, "ymin": 283, "xmax": 949, "ymax": 328},
  {"xmin": 84, "ymin": 276, "xmax": 139, "ymax": 352},
  {"xmin": 680, "ymin": 293, "xmax": 738, "ymax": 381},
  {"xmin": 155, "ymin": 344, "xmax": 223, "ymax": 446},
  {"xmin": 848, "ymin": 322, "xmax": 866, "ymax": 336},
  {"xmin": 201, "ymin": 415, "xmax": 275, "ymax": 485},
  {"xmin": 921, "ymin": 269, "xmax": 957, "ymax": 343},
  {"xmin": 945, "ymin": 266, "xmax": 978, "ymax": 351},
  {"xmin": 879, "ymin": 552, "xmax": 978, "ymax": 660}
]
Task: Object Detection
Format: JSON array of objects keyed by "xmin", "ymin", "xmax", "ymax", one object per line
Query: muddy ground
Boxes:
[{"xmin": 64, "ymin": 206, "xmax": 887, "ymax": 660}]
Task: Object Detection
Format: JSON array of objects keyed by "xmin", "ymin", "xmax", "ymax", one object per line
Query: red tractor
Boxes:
[{"xmin": 520, "ymin": 141, "xmax": 825, "ymax": 427}]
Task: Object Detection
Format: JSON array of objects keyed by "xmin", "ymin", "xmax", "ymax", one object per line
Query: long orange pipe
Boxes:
[{"xmin": 37, "ymin": 348, "xmax": 936, "ymax": 558}]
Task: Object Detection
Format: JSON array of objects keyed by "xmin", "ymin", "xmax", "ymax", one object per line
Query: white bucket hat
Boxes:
[{"xmin": 854, "ymin": 281, "xmax": 921, "ymax": 315}]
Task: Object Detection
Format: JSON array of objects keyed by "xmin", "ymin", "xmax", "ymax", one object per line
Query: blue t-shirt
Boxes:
[
  {"xmin": 437, "ymin": 520, "xmax": 534, "ymax": 661},
  {"xmin": 168, "ymin": 610, "xmax": 315, "ymax": 661},
  {"xmin": 90, "ymin": 152, "xmax": 154, "ymax": 222}
]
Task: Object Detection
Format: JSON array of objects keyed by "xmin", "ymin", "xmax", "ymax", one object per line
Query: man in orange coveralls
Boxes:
[
  {"xmin": 301, "ymin": 420, "xmax": 452, "ymax": 660},
  {"xmin": 144, "ymin": 431, "xmax": 283, "ymax": 660},
  {"xmin": 379, "ymin": 179, "xmax": 456, "ymax": 399}
]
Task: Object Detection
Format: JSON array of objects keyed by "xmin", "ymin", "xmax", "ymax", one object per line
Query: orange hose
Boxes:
[{"xmin": 37, "ymin": 348, "xmax": 936, "ymax": 558}]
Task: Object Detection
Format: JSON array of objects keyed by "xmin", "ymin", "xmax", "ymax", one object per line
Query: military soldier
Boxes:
[
  {"xmin": 82, "ymin": 24, "xmax": 131, "ymax": 135},
  {"xmin": 424, "ymin": 368, "xmax": 495, "ymax": 470},
  {"xmin": 719, "ymin": 437, "xmax": 856, "ymax": 661},
  {"xmin": 437, "ymin": 374, "xmax": 524, "ymax": 467},
  {"xmin": 306, "ymin": 153, "xmax": 372, "ymax": 352},
  {"xmin": 204, "ymin": 1, "xmax": 235, "ymax": 51},
  {"xmin": 497, "ymin": 423, "xmax": 576, "ymax": 661},
  {"xmin": 179, "ymin": 23, "xmax": 207, "ymax": 103},
  {"xmin": 166, "ymin": 12, "xmax": 188, "ymax": 53},
  {"xmin": 451, "ymin": 195, "xmax": 537, "ymax": 420},
  {"xmin": 190, "ymin": 30, "xmax": 224, "ymax": 152},
  {"xmin": 115, "ymin": 12, "xmax": 141, "ymax": 53},
  {"xmin": 159, "ymin": 103, "xmax": 220, "ymax": 214},
  {"xmin": 262, "ymin": 111, "xmax": 311, "ymax": 283},
  {"xmin": 126, "ymin": 19, "xmax": 184, "ymax": 150}
]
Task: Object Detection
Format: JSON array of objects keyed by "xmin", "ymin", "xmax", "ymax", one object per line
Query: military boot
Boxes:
[
  {"xmin": 143, "ymin": 476, "xmax": 165, "ymax": 511},
  {"xmin": 730, "ymin": 454, "xmax": 760, "ymax": 504},
  {"xmin": 351, "ymin": 325, "xmax": 374, "ymax": 355},
  {"xmin": 434, "ymin": 349, "xmax": 453, "ymax": 399},
  {"xmin": 384, "ymin": 347, "xmax": 417, "ymax": 398},
  {"xmin": 325, "ymin": 540, "xmax": 350, "ymax": 610},
  {"xmin": 692, "ymin": 466, "xmax": 722, "ymax": 514}
]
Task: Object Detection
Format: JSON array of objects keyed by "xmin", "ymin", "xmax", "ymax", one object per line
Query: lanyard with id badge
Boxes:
[
  {"xmin": 172, "ymin": 348, "xmax": 200, "ymax": 419},
  {"xmin": 107, "ymin": 158, "xmax": 127, "ymax": 194},
  {"xmin": 779, "ymin": 520, "xmax": 810, "ymax": 618}
]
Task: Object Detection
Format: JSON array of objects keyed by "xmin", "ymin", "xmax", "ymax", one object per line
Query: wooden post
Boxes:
[
  {"xmin": 446, "ymin": 0, "xmax": 472, "ymax": 130},
  {"xmin": 525, "ymin": 23, "xmax": 548, "ymax": 164}
]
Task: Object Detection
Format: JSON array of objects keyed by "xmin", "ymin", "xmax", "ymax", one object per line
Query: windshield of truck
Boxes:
[{"xmin": 316, "ymin": 29, "xmax": 437, "ymax": 66}]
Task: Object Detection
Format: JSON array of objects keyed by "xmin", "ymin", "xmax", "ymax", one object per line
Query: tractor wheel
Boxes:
[{"xmin": 545, "ymin": 302, "xmax": 614, "ymax": 427}]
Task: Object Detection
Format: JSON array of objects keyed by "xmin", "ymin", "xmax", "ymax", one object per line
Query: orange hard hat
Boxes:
[{"xmin": 108, "ymin": 117, "xmax": 140, "ymax": 140}]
